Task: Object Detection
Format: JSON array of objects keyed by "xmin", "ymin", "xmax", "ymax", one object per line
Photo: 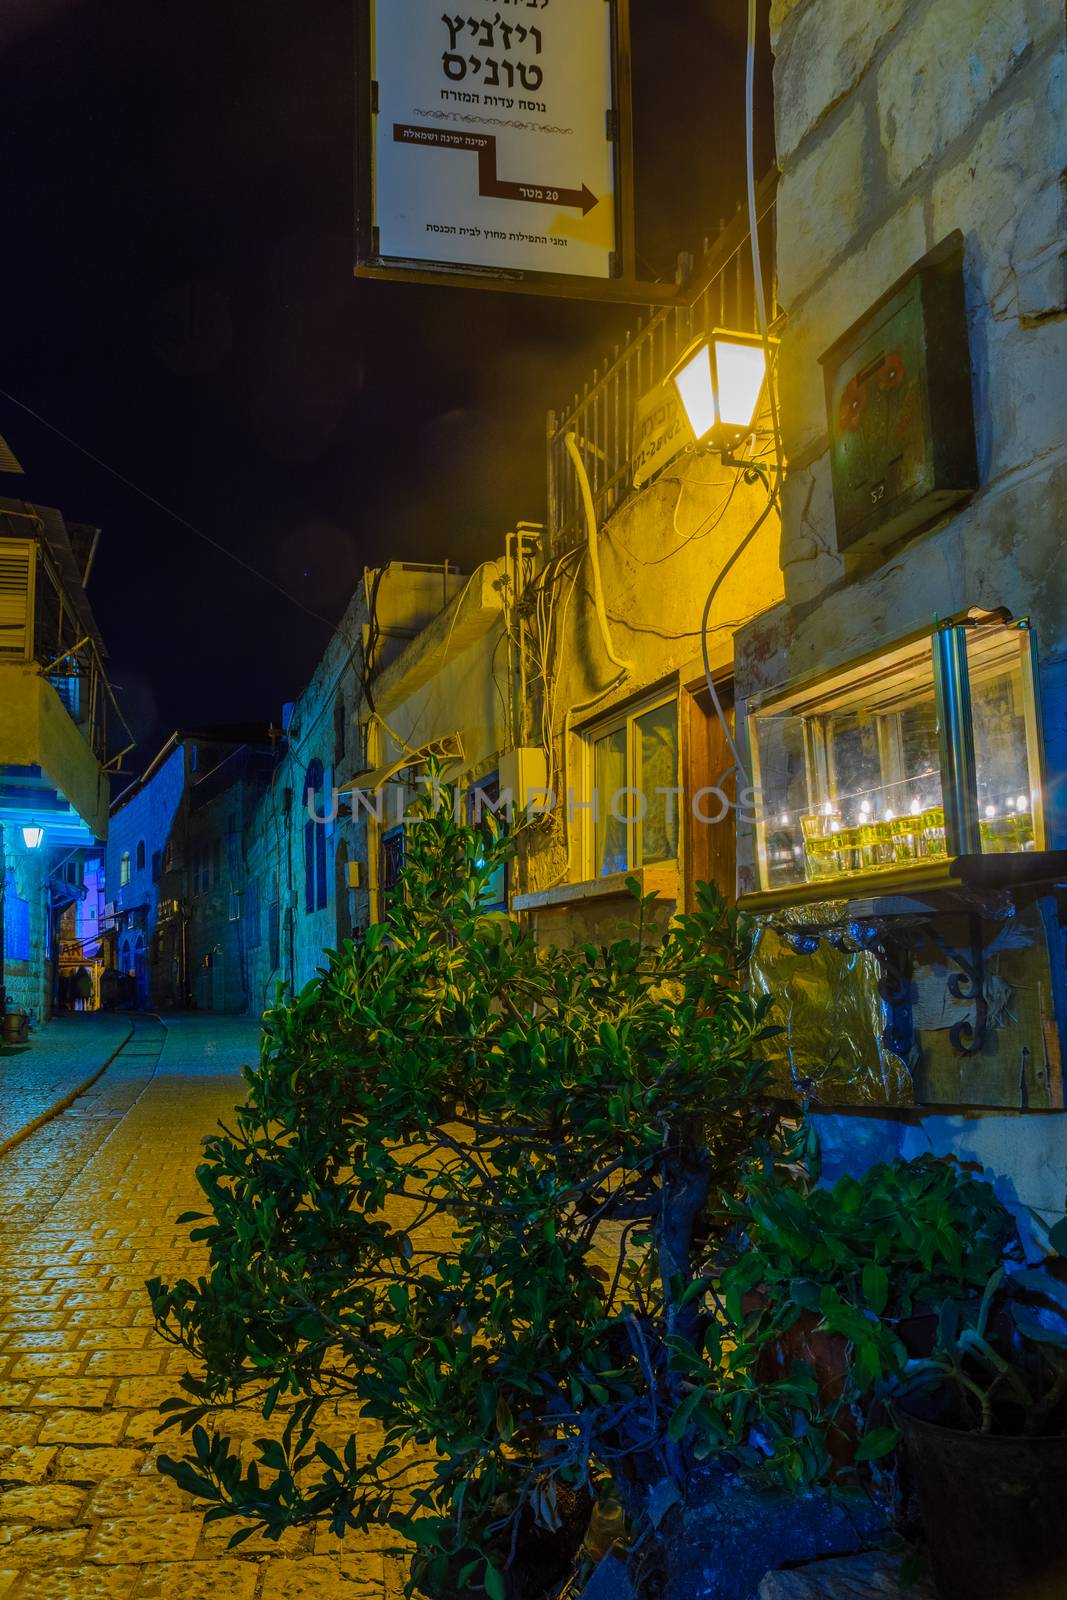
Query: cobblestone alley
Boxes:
[{"xmin": 0, "ymin": 1016, "xmax": 398, "ymax": 1600}]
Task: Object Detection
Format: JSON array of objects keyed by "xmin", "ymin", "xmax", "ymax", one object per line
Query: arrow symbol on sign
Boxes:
[{"xmin": 393, "ymin": 124, "xmax": 600, "ymax": 216}]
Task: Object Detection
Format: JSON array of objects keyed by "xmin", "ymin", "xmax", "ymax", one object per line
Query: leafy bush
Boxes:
[
  {"xmin": 711, "ymin": 1153, "xmax": 1021, "ymax": 1473},
  {"xmin": 727, "ymin": 1154, "xmax": 1017, "ymax": 1372},
  {"xmin": 149, "ymin": 784, "xmax": 781, "ymax": 1596}
]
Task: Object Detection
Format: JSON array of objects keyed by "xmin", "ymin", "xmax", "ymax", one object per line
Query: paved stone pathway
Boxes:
[
  {"xmin": 0, "ymin": 1016, "xmax": 133, "ymax": 1155},
  {"xmin": 0, "ymin": 1015, "xmax": 399, "ymax": 1600}
]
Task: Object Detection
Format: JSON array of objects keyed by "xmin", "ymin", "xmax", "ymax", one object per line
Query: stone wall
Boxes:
[
  {"xmin": 242, "ymin": 563, "xmax": 471, "ymax": 1007},
  {"xmin": 758, "ymin": 0, "xmax": 1065, "ymax": 659},
  {"xmin": 743, "ymin": 0, "xmax": 1066, "ymax": 864},
  {"xmin": 244, "ymin": 584, "xmax": 372, "ymax": 1006},
  {"xmin": 1, "ymin": 825, "xmax": 53, "ymax": 1024},
  {"xmin": 186, "ymin": 765, "xmax": 271, "ymax": 1014},
  {"xmin": 107, "ymin": 745, "xmax": 188, "ymax": 1005},
  {"xmin": 734, "ymin": 0, "xmax": 1067, "ymax": 1241}
]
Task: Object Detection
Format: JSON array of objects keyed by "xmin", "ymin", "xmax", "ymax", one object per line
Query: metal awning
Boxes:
[{"xmin": 338, "ymin": 732, "xmax": 465, "ymax": 794}]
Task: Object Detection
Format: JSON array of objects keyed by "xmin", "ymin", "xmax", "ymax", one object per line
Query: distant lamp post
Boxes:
[
  {"xmin": 670, "ymin": 329, "xmax": 776, "ymax": 464},
  {"xmin": 22, "ymin": 825, "xmax": 45, "ymax": 851}
]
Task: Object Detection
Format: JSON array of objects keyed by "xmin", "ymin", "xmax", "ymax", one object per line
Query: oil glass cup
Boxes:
[{"xmin": 920, "ymin": 805, "xmax": 947, "ymax": 860}]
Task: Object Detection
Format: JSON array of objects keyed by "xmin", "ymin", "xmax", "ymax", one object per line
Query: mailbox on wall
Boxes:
[{"xmin": 821, "ymin": 232, "xmax": 978, "ymax": 557}]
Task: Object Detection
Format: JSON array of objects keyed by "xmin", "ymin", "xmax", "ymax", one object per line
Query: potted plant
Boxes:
[
  {"xmin": 2, "ymin": 1006, "xmax": 30, "ymax": 1046},
  {"xmin": 714, "ymin": 1153, "xmax": 1018, "ymax": 1472},
  {"xmin": 893, "ymin": 1235, "xmax": 1067, "ymax": 1600}
]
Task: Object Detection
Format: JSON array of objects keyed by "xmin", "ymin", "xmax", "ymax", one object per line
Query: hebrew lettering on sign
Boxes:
[
  {"xmin": 444, "ymin": 7, "xmax": 548, "ymax": 51},
  {"xmin": 441, "ymin": 17, "xmax": 543, "ymax": 93},
  {"xmin": 371, "ymin": 0, "xmax": 619, "ymax": 283}
]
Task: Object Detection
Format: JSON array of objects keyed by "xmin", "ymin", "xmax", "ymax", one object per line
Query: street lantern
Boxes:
[
  {"xmin": 21, "ymin": 825, "xmax": 44, "ymax": 850},
  {"xmin": 670, "ymin": 330, "xmax": 776, "ymax": 457}
]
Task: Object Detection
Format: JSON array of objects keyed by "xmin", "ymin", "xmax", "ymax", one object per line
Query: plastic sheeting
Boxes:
[{"xmin": 748, "ymin": 902, "xmax": 915, "ymax": 1108}]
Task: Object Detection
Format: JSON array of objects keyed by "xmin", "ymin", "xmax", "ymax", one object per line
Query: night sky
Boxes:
[{"xmin": 3, "ymin": 1, "xmax": 772, "ymax": 762}]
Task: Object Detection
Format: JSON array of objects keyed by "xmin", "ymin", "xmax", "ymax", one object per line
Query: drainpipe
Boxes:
[{"xmin": 564, "ymin": 431, "xmax": 633, "ymax": 676}]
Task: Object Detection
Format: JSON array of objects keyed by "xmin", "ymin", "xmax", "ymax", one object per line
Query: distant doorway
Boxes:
[
  {"xmin": 195, "ymin": 954, "xmax": 215, "ymax": 1013},
  {"xmin": 133, "ymin": 936, "xmax": 148, "ymax": 1009}
]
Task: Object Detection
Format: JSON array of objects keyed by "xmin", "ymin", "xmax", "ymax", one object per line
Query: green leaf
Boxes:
[
  {"xmin": 495, "ymin": 1395, "xmax": 514, "ymax": 1441},
  {"xmin": 788, "ymin": 1278, "xmax": 822, "ymax": 1312},
  {"xmin": 854, "ymin": 1337, "xmax": 884, "ymax": 1388},
  {"xmin": 484, "ymin": 1560, "xmax": 506, "ymax": 1600},
  {"xmin": 668, "ymin": 1386, "xmax": 706, "ymax": 1442},
  {"xmin": 862, "ymin": 1262, "xmax": 889, "ymax": 1316},
  {"xmin": 855, "ymin": 1426, "xmax": 899, "ymax": 1462}
]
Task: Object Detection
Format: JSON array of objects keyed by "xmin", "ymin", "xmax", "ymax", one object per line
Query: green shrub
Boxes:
[{"xmin": 149, "ymin": 784, "xmax": 780, "ymax": 1595}]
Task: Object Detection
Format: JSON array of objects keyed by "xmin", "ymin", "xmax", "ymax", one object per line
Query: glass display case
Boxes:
[{"xmin": 747, "ymin": 611, "xmax": 1045, "ymax": 902}]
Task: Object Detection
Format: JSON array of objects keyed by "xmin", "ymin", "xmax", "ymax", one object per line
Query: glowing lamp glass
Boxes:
[
  {"xmin": 672, "ymin": 344, "xmax": 718, "ymax": 443},
  {"xmin": 22, "ymin": 826, "xmax": 44, "ymax": 851},
  {"xmin": 670, "ymin": 331, "xmax": 771, "ymax": 447},
  {"xmin": 714, "ymin": 336, "xmax": 768, "ymax": 430}
]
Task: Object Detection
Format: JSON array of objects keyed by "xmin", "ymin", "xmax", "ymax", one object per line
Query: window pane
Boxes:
[
  {"xmin": 968, "ymin": 626, "xmax": 1038, "ymax": 854},
  {"xmin": 381, "ymin": 827, "xmax": 405, "ymax": 891},
  {"xmin": 751, "ymin": 638, "xmax": 943, "ymax": 891},
  {"xmin": 2, "ymin": 873, "xmax": 30, "ymax": 962},
  {"xmin": 316, "ymin": 820, "xmax": 328, "ymax": 910},
  {"xmin": 304, "ymin": 821, "xmax": 316, "ymax": 912},
  {"xmin": 595, "ymin": 727, "xmax": 629, "ymax": 876},
  {"xmin": 636, "ymin": 701, "xmax": 679, "ymax": 865},
  {"xmin": 469, "ymin": 776, "xmax": 507, "ymax": 910}
]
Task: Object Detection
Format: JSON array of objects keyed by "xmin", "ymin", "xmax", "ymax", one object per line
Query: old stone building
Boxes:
[
  {"xmin": 729, "ymin": 0, "xmax": 1067, "ymax": 1241},
  {"xmin": 0, "ymin": 488, "xmax": 117, "ymax": 1029},
  {"xmin": 282, "ymin": 0, "xmax": 1066, "ymax": 1246},
  {"xmin": 55, "ymin": 851, "xmax": 107, "ymax": 1008},
  {"xmin": 89, "ymin": 0, "xmax": 1067, "ymax": 1258},
  {"xmin": 242, "ymin": 562, "xmax": 466, "ymax": 1005},
  {"xmin": 324, "ymin": 209, "xmax": 787, "ymax": 955},
  {"xmin": 105, "ymin": 728, "xmax": 277, "ymax": 1010},
  {"xmin": 185, "ymin": 741, "xmax": 277, "ymax": 1013}
]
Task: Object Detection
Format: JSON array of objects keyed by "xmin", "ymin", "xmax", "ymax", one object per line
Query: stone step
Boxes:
[{"xmin": 758, "ymin": 1551, "xmax": 936, "ymax": 1598}]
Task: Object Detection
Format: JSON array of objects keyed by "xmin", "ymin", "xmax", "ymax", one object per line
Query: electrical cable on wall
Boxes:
[
  {"xmin": 610, "ymin": 466, "xmax": 745, "ymax": 568},
  {"xmin": 692, "ymin": 0, "xmax": 786, "ymax": 794},
  {"xmin": 699, "ymin": 488, "xmax": 780, "ymax": 785},
  {"xmin": 564, "ymin": 430, "xmax": 633, "ymax": 676},
  {"xmin": 745, "ymin": 0, "xmax": 784, "ymax": 485}
]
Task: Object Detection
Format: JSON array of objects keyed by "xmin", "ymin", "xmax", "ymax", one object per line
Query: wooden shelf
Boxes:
[
  {"xmin": 512, "ymin": 863, "xmax": 679, "ymax": 914},
  {"xmin": 737, "ymin": 851, "xmax": 1067, "ymax": 916}
]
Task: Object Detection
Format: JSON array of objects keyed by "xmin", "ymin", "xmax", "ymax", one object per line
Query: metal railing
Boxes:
[
  {"xmin": 0, "ymin": 525, "xmax": 131, "ymax": 766},
  {"xmin": 32, "ymin": 539, "xmax": 110, "ymax": 762},
  {"xmin": 547, "ymin": 173, "xmax": 778, "ymax": 549}
]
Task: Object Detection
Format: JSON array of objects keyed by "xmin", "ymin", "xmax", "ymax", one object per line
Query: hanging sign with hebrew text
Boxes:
[{"xmin": 356, "ymin": 0, "xmax": 634, "ymax": 297}]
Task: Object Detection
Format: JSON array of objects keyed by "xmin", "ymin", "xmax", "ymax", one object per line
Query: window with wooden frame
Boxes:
[
  {"xmin": 586, "ymin": 692, "xmax": 680, "ymax": 879},
  {"xmin": 2, "ymin": 872, "xmax": 30, "ymax": 962},
  {"xmin": 380, "ymin": 825, "xmax": 406, "ymax": 920},
  {"xmin": 302, "ymin": 760, "xmax": 329, "ymax": 912},
  {"xmin": 681, "ymin": 677, "xmax": 738, "ymax": 907}
]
